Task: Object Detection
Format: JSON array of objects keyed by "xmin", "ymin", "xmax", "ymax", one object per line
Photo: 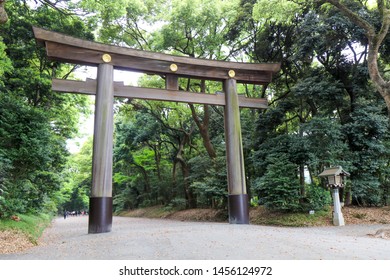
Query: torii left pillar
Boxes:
[
  {"xmin": 88, "ymin": 63, "xmax": 114, "ymax": 233},
  {"xmin": 224, "ymin": 78, "xmax": 249, "ymax": 224}
]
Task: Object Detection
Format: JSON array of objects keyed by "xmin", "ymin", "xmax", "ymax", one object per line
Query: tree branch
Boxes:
[
  {"xmin": 322, "ymin": 0, "xmax": 376, "ymax": 38},
  {"xmin": 376, "ymin": 1, "xmax": 390, "ymax": 50},
  {"xmin": 322, "ymin": 0, "xmax": 390, "ymax": 111}
]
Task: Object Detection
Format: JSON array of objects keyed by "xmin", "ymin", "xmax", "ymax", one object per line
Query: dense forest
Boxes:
[{"xmin": 1, "ymin": 0, "xmax": 390, "ymax": 219}]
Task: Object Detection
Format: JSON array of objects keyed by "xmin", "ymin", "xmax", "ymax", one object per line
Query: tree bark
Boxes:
[
  {"xmin": 344, "ymin": 189, "xmax": 352, "ymax": 206},
  {"xmin": 149, "ymin": 142, "xmax": 162, "ymax": 180},
  {"xmin": 189, "ymin": 104, "xmax": 217, "ymax": 159},
  {"xmin": 299, "ymin": 164, "xmax": 306, "ymax": 197},
  {"xmin": 0, "ymin": 0, "xmax": 8, "ymax": 24},
  {"xmin": 173, "ymin": 130, "xmax": 197, "ymax": 208},
  {"xmin": 133, "ymin": 162, "xmax": 151, "ymax": 193},
  {"xmin": 189, "ymin": 80, "xmax": 217, "ymax": 159}
]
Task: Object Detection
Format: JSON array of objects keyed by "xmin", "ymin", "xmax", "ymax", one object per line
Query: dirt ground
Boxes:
[
  {"xmin": 0, "ymin": 230, "xmax": 35, "ymax": 254},
  {"xmin": 157, "ymin": 205, "xmax": 390, "ymax": 226},
  {"xmin": 342, "ymin": 206, "xmax": 390, "ymax": 225},
  {"xmin": 1, "ymin": 206, "xmax": 390, "ymax": 255}
]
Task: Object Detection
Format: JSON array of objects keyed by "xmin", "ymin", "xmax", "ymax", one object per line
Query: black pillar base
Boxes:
[
  {"xmin": 228, "ymin": 194, "xmax": 249, "ymax": 224},
  {"xmin": 88, "ymin": 197, "xmax": 113, "ymax": 234}
]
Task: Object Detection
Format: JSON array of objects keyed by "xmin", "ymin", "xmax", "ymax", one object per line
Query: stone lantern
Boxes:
[{"xmin": 319, "ymin": 166, "xmax": 350, "ymax": 226}]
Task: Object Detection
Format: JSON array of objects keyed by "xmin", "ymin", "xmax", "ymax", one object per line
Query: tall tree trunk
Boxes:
[
  {"xmin": 151, "ymin": 143, "xmax": 162, "ymax": 180},
  {"xmin": 345, "ymin": 190, "xmax": 351, "ymax": 206},
  {"xmin": 174, "ymin": 153, "xmax": 197, "ymax": 208},
  {"xmin": 299, "ymin": 164, "xmax": 305, "ymax": 197},
  {"xmin": 188, "ymin": 79, "xmax": 216, "ymax": 159},
  {"xmin": 189, "ymin": 104, "xmax": 217, "ymax": 159},
  {"xmin": 0, "ymin": 0, "xmax": 8, "ymax": 24},
  {"xmin": 134, "ymin": 163, "xmax": 150, "ymax": 193},
  {"xmin": 181, "ymin": 160, "xmax": 196, "ymax": 208},
  {"xmin": 173, "ymin": 130, "xmax": 197, "ymax": 208},
  {"xmin": 298, "ymin": 109, "xmax": 306, "ymax": 201}
]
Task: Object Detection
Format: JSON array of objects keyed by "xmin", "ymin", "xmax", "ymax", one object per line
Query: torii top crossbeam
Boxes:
[{"xmin": 33, "ymin": 27, "xmax": 280, "ymax": 85}]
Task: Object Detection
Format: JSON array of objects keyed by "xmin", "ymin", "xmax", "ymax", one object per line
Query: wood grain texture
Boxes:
[
  {"xmin": 224, "ymin": 79, "xmax": 247, "ymax": 196},
  {"xmin": 51, "ymin": 78, "xmax": 268, "ymax": 109},
  {"xmin": 34, "ymin": 27, "xmax": 280, "ymax": 84},
  {"xmin": 91, "ymin": 65, "xmax": 114, "ymax": 198}
]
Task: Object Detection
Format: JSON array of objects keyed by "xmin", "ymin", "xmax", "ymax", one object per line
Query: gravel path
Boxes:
[{"xmin": 1, "ymin": 216, "xmax": 389, "ymax": 260}]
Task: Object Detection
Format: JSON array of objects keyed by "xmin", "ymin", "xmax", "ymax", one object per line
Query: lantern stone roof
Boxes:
[{"xmin": 318, "ymin": 166, "xmax": 350, "ymax": 177}]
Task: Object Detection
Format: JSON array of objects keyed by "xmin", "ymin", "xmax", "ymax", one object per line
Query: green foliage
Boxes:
[
  {"xmin": 301, "ymin": 184, "xmax": 332, "ymax": 211},
  {"xmin": 253, "ymin": 0, "xmax": 302, "ymax": 23},
  {"xmin": 164, "ymin": 197, "xmax": 187, "ymax": 211},
  {"xmin": 0, "ymin": 95, "xmax": 64, "ymax": 216},
  {"xmin": 0, "ymin": 1, "xmax": 92, "ymax": 217},
  {"xmin": 59, "ymin": 137, "xmax": 92, "ymax": 212},
  {"xmin": 251, "ymin": 207, "xmax": 332, "ymax": 227},
  {"xmin": 78, "ymin": 0, "xmax": 159, "ymax": 48},
  {"xmin": 351, "ymin": 177, "xmax": 382, "ymax": 206},
  {"xmin": 342, "ymin": 101, "xmax": 388, "ymax": 206},
  {"xmin": 189, "ymin": 154, "xmax": 228, "ymax": 209},
  {"xmin": 249, "ymin": 1, "xmax": 390, "ymax": 212},
  {"xmin": 154, "ymin": 0, "xmax": 239, "ymax": 58},
  {"xmin": 254, "ymin": 153, "xmax": 301, "ymax": 212},
  {"xmin": 113, "ymin": 184, "xmax": 138, "ymax": 212},
  {"xmin": 113, "ymin": 108, "xmax": 175, "ymax": 210},
  {"xmin": 300, "ymin": 116, "xmax": 347, "ymax": 169},
  {"xmin": 2, "ymin": 0, "xmax": 390, "ymax": 218},
  {"xmin": 0, "ymin": 37, "xmax": 12, "ymax": 85}
]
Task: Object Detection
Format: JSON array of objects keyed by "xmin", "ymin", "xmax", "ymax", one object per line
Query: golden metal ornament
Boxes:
[
  {"xmin": 170, "ymin": 63, "xmax": 178, "ymax": 72},
  {"xmin": 102, "ymin": 54, "xmax": 112, "ymax": 63},
  {"xmin": 228, "ymin": 70, "xmax": 236, "ymax": 78}
]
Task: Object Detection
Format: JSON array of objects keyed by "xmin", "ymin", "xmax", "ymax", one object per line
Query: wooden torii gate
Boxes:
[{"xmin": 33, "ymin": 27, "xmax": 280, "ymax": 234}]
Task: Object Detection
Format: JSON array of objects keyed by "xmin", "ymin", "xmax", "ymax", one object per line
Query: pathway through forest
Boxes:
[{"xmin": 0, "ymin": 216, "xmax": 389, "ymax": 260}]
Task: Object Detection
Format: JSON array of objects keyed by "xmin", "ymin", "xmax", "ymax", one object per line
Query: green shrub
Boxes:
[
  {"xmin": 301, "ymin": 184, "xmax": 332, "ymax": 211},
  {"xmin": 165, "ymin": 198, "xmax": 187, "ymax": 211},
  {"xmin": 253, "ymin": 153, "xmax": 301, "ymax": 212}
]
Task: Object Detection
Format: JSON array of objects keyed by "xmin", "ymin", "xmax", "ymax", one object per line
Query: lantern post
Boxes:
[{"xmin": 319, "ymin": 166, "xmax": 350, "ymax": 226}]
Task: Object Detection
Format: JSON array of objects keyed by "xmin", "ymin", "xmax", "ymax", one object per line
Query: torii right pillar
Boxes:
[{"xmin": 224, "ymin": 78, "xmax": 249, "ymax": 224}]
